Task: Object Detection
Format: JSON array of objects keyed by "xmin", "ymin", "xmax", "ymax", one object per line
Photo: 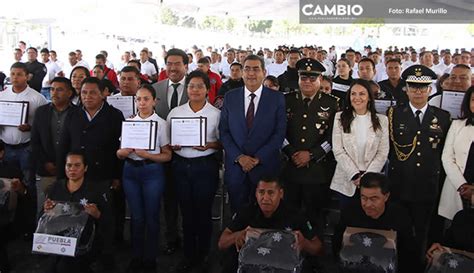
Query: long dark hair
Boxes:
[
  {"xmin": 340, "ymin": 79, "xmax": 381, "ymax": 133},
  {"xmin": 460, "ymin": 86, "xmax": 474, "ymax": 121}
]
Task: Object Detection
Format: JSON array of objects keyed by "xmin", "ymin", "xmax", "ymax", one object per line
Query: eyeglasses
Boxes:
[
  {"xmin": 408, "ymin": 85, "xmax": 430, "ymax": 93},
  {"xmin": 300, "ymin": 75, "xmax": 318, "ymax": 82}
]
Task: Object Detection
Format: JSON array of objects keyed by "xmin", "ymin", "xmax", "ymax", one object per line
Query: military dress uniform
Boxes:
[
  {"xmin": 387, "ymin": 65, "xmax": 451, "ymax": 270},
  {"xmin": 282, "ymin": 59, "xmax": 339, "ymax": 232}
]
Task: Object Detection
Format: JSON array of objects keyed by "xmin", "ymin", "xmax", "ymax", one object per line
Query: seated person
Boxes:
[
  {"xmin": 333, "ymin": 172, "xmax": 416, "ymax": 272},
  {"xmin": 0, "ymin": 140, "xmax": 26, "ymax": 273},
  {"xmin": 43, "ymin": 151, "xmax": 110, "ymax": 273},
  {"xmin": 427, "ymin": 189, "xmax": 474, "ymax": 263},
  {"xmin": 218, "ymin": 176, "xmax": 323, "ymax": 273}
]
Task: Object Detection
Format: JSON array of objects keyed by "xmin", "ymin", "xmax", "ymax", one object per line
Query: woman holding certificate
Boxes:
[
  {"xmin": 167, "ymin": 70, "xmax": 221, "ymax": 272},
  {"xmin": 330, "ymin": 79, "xmax": 390, "ymax": 207},
  {"xmin": 116, "ymin": 84, "xmax": 171, "ymax": 272},
  {"xmin": 438, "ymin": 86, "xmax": 474, "ymax": 220}
]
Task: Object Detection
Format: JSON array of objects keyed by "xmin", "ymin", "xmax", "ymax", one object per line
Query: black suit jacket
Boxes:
[
  {"xmin": 58, "ymin": 102, "xmax": 124, "ymax": 181},
  {"xmin": 388, "ymin": 104, "xmax": 451, "ymax": 202},
  {"xmin": 31, "ymin": 103, "xmax": 77, "ymax": 176}
]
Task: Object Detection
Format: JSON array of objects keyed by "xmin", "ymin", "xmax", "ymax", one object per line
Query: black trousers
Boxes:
[
  {"xmin": 163, "ymin": 162, "xmax": 180, "ymax": 244},
  {"xmin": 0, "ymin": 224, "xmax": 9, "ymax": 272}
]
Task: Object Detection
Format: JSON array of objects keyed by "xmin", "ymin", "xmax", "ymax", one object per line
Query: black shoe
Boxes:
[
  {"xmin": 163, "ymin": 238, "xmax": 181, "ymax": 255},
  {"xmin": 142, "ymin": 259, "xmax": 156, "ymax": 273},
  {"xmin": 126, "ymin": 258, "xmax": 143, "ymax": 273},
  {"xmin": 176, "ymin": 259, "xmax": 194, "ymax": 273}
]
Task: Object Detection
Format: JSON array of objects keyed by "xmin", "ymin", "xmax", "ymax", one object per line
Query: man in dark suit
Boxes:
[
  {"xmin": 388, "ymin": 65, "xmax": 451, "ymax": 271},
  {"xmin": 282, "ymin": 58, "xmax": 339, "ymax": 233},
  {"xmin": 152, "ymin": 48, "xmax": 189, "ymax": 255},
  {"xmin": 58, "ymin": 77, "xmax": 123, "ymax": 271},
  {"xmin": 219, "ymin": 54, "xmax": 286, "ymax": 213},
  {"xmin": 31, "ymin": 77, "xmax": 76, "ymax": 217}
]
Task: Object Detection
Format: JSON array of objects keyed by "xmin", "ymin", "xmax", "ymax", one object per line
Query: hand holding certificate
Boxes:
[
  {"xmin": 0, "ymin": 101, "xmax": 29, "ymax": 126},
  {"xmin": 440, "ymin": 90, "xmax": 464, "ymax": 119},
  {"xmin": 120, "ymin": 121, "xmax": 158, "ymax": 150},
  {"xmin": 170, "ymin": 117, "xmax": 207, "ymax": 147},
  {"xmin": 107, "ymin": 96, "xmax": 136, "ymax": 118}
]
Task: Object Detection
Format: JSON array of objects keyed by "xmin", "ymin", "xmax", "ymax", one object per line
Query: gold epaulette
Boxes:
[{"xmin": 388, "ymin": 107, "xmax": 417, "ymax": 161}]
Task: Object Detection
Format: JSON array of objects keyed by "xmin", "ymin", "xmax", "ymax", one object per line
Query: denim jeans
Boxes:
[
  {"xmin": 122, "ymin": 161, "xmax": 165, "ymax": 260},
  {"xmin": 172, "ymin": 154, "xmax": 219, "ymax": 260},
  {"xmin": 4, "ymin": 144, "xmax": 32, "ymax": 185}
]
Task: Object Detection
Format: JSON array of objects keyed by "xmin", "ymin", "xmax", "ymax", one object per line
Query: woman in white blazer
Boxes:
[
  {"xmin": 439, "ymin": 86, "xmax": 474, "ymax": 220},
  {"xmin": 330, "ymin": 79, "xmax": 390, "ymax": 206}
]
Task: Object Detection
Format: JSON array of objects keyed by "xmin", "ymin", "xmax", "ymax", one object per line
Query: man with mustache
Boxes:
[
  {"xmin": 152, "ymin": 48, "xmax": 189, "ymax": 255},
  {"xmin": 31, "ymin": 77, "xmax": 77, "ymax": 218}
]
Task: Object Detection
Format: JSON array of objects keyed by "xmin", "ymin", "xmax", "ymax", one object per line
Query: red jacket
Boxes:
[{"xmin": 207, "ymin": 70, "xmax": 222, "ymax": 104}]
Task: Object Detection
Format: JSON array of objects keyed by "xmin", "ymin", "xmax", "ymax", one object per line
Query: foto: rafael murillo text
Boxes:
[{"xmin": 388, "ymin": 8, "xmax": 447, "ymax": 14}]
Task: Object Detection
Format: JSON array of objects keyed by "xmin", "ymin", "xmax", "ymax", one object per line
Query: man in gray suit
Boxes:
[{"xmin": 152, "ymin": 48, "xmax": 189, "ymax": 255}]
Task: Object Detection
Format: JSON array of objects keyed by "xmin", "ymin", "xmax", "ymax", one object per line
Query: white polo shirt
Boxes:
[
  {"xmin": 42, "ymin": 60, "xmax": 63, "ymax": 88},
  {"xmin": 0, "ymin": 85, "xmax": 48, "ymax": 144},
  {"xmin": 167, "ymin": 102, "xmax": 220, "ymax": 158},
  {"xmin": 127, "ymin": 112, "xmax": 169, "ymax": 161},
  {"xmin": 140, "ymin": 60, "xmax": 157, "ymax": 78}
]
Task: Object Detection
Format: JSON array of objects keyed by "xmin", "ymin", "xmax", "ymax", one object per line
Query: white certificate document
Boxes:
[
  {"xmin": 0, "ymin": 101, "xmax": 29, "ymax": 126},
  {"xmin": 374, "ymin": 100, "xmax": 395, "ymax": 115},
  {"xmin": 120, "ymin": 121, "xmax": 158, "ymax": 150},
  {"xmin": 170, "ymin": 117, "xmax": 207, "ymax": 147},
  {"xmin": 33, "ymin": 233, "xmax": 78, "ymax": 257},
  {"xmin": 107, "ymin": 96, "xmax": 136, "ymax": 118},
  {"xmin": 441, "ymin": 90, "xmax": 464, "ymax": 119},
  {"xmin": 332, "ymin": 83, "xmax": 350, "ymax": 92}
]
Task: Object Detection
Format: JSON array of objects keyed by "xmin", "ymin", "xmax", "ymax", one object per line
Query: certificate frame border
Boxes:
[
  {"xmin": 170, "ymin": 116, "xmax": 208, "ymax": 147},
  {"xmin": 0, "ymin": 100, "xmax": 29, "ymax": 126}
]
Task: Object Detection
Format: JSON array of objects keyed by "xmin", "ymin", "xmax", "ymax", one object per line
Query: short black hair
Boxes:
[
  {"xmin": 27, "ymin": 47, "xmax": 38, "ymax": 53},
  {"xmin": 165, "ymin": 48, "xmax": 189, "ymax": 65},
  {"xmin": 81, "ymin": 77, "xmax": 105, "ymax": 92},
  {"xmin": 197, "ymin": 57, "xmax": 210, "ymax": 65},
  {"xmin": 51, "ymin": 77, "xmax": 73, "ymax": 91},
  {"xmin": 360, "ymin": 173, "xmax": 390, "ymax": 194},
  {"xmin": 185, "ymin": 70, "xmax": 211, "ymax": 90},
  {"xmin": 127, "ymin": 60, "xmax": 141, "ymax": 70},
  {"xmin": 66, "ymin": 151, "xmax": 88, "ymax": 166},
  {"xmin": 101, "ymin": 79, "xmax": 117, "ymax": 95},
  {"xmin": 385, "ymin": 58, "xmax": 401, "ymax": 66},
  {"xmin": 230, "ymin": 62, "xmax": 243, "ymax": 69},
  {"xmin": 95, "ymin": 54, "xmax": 106, "ymax": 61},
  {"xmin": 138, "ymin": 83, "xmax": 157, "ymax": 100},
  {"xmin": 40, "ymin": 48, "xmax": 49, "ymax": 54},
  {"xmin": 264, "ymin": 75, "xmax": 279, "ymax": 87},
  {"xmin": 345, "ymin": 48, "xmax": 356, "ymax": 54},
  {"xmin": 10, "ymin": 62, "xmax": 29, "ymax": 74},
  {"xmin": 93, "ymin": 64, "xmax": 105, "ymax": 71},
  {"xmin": 243, "ymin": 54, "xmax": 265, "ymax": 70},
  {"xmin": 358, "ymin": 58, "xmax": 376, "ymax": 70},
  {"xmin": 257, "ymin": 175, "xmax": 284, "ymax": 189},
  {"xmin": 50, "ymin": 50, "xmax": 57, "ymax": 54},
  {"xmin": 120, "ymin": 66, "xmax": 141, "ymax": 79}
]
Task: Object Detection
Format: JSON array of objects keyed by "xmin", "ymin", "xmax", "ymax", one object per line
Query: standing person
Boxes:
[
  {"xmin": 330, "ymin": 79, "xmax": 389, "ymax": 207},
  {"xmin": 152, "ymin": 48, "xmax": 189, "ymax": 255},
  {"xmin": 378, "ymin": 58, "xmax": 409, "ymax": 106},
  {"xmin": 438, "ymin": 86, "xmax": 474, "ymax": 220},
  {"xmin": 117, "ymin": 84, "xmax": 172, "ymax": 273},
  {"xmin": 95, "ymin": 54, "xmax": 119, "ymax": 88},
  {"xmin": 282, "ymin": 58, "xmax": 339, "ymax": 233},
  {"xmin": 277, "ymin": 49, "xmax": 301, "ymax": 93},
  {"xmin": 0, "ymin": 62, "xmax": 47, "ymax": 180},
  {"xmin": 387, "ymin": 65, "xmax": 451, "ymax": 271},
  {"xmin": 31, "ymin": 77, "xmax": 76, "ymax": 218},
  {"xmin": 167, "ymin": 71, "xmax": 222, "ymax": 273},
  {"xmin": 196, "ymin": 57, "xmax": 222, "ymax": 104},
  {"xmin": 69, "ymin": 66, "xmax": 90, "ymax": 106},
  {"xmin": 59, "ymin": 77, "xmax": 124, "ymax": 271},
  {"xmin": 40, "ymin": 48, "xmax": 63, "ymax": 101},
  {"xmin": 217, "ymin": 62, "xmax": 244, "ymax": 97},
  {"xmin": 25, "ymin": 47, "xmax": 47, "ymax": 92},
  {"xmin": 332, "ymin": 58, "xmax": 353, "ymax": 107},
  {"xmin": 219, "ymin": 54, "xmax": 286, "ymax": 213}
]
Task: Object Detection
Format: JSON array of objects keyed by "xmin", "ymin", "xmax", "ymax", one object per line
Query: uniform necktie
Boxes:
[
  {"xmin": 246, "ymin": 93, "xmax": 256, "ymax": 129},
  {"xmin": 170, "ymin": 83, "xmax": 180, "ymax": 109},
  {"xmin": 415, "ymin": 110, "xmax": 422, "ymax": 126},
  {"xmin": 303, "ymin": 97, "xmax": 311, "ymax": 110}
]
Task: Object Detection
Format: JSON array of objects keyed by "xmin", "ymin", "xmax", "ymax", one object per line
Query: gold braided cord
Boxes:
[{"xmin": 388, "ymin": 107, "xmax": 417, "ymax": 161}]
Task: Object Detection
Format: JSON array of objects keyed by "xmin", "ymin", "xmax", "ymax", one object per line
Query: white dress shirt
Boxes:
[
  {"xmin": 0, "ymin": 85, "xmax": 48, "ymax": 144},
  {"xmin": 244, "ymin": 85, "xmax": 263, "ymax": 115},
  {"xmin": 166, "ymin": 77, "xmax": 186, "ymax": 107},
  {"xmin": 140, "ymin": 60, "xmax": 157, "ymax": 77},
  {"xmin": 167, "ymin": 102, "xmax": 220, "ymax": 158},
  {"xmin": 409, "ymin": 102, "xmax": 428, "ymax": 124},
  {"xmin": 127, "ymin": 112, "xmax": 169, "ymax": 161}
]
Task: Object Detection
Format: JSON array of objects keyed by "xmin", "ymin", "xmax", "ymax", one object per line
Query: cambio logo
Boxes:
[{"xmin": 302, "ymin": 4, "xmax": 364, "ymax": 16}]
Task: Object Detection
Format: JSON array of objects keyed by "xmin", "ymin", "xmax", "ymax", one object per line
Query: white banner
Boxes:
[{"xmin": 33, "ymin": 233, "xmax": 77, "ymax": 257}]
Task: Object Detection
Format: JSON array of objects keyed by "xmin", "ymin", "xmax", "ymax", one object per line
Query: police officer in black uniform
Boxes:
[
  {"xmin": 218, "ymin": 176, "xmax": 323, "ymax": 273},
  {"xmin": 282, "ymin": 58, "xmax": 339, "ymax": 233},
  {"xmin": 25, "ymin": 47, "xmax": 47, "ymax": 92},
  {"xmin": 387, "ymin": 64, "xmax": 451, "ymax": 272}
]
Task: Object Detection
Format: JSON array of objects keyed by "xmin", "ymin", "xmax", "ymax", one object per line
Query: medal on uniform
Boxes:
[
  {"xmin": 429, "ymin": 137, "xmax": 438, "ymax": 149},
  {"xmin": 430, "ymin": 117, "xmax": 439, "ymax": 130}
]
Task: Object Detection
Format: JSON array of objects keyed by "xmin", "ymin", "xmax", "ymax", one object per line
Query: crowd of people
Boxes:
[{"xmin": 0, "ymin": 41, "xmax": 473, "ymax": 273}]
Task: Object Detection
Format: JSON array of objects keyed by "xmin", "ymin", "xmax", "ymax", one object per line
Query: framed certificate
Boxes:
[
  {"xmin": 440, "ymin": 90, "xmax": 464, "ymax": 119},
  {"xmin": 0, "ymin": 101, "xmax": 29, "ymax": 126},
  {"xmin": 107, "ymin": 96, "xmax": 136, "ymax": 118},
  {"xmin": 120, "ymin": 120, "xmax": 158, "ymax": 150},
  {"xmin": 374, "ymin": 99, "xmax": 395, "ymax": 115},
  {"xmin": 170, "ymin": 117, "xmax": 207, "ymax": 147}
]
